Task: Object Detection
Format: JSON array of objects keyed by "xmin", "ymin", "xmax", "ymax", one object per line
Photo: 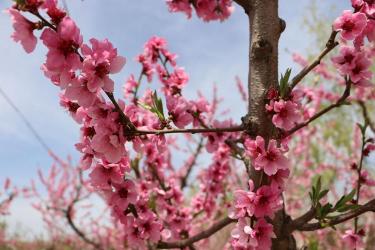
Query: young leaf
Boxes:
[{"xmin": 279, "ymin": 68, "xmax": 292, "ymax": 98}]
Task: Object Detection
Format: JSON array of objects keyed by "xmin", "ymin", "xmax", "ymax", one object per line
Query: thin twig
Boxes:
[
  {"xmin": 358, "ymin": 101, "xmax": 375, "ymax": 133},
  {"xmin": 180, "ymin": 137, "xmax": 204, "ymax": 189},
  {"xmin": 354, "ymin": 121, "xmax": 367, "ymax": 232},
  {"xmin": 289, "ymin": 30, "xmax": 339, "ymax": 91}
]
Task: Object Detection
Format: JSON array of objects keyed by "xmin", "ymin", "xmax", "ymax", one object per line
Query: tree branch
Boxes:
[
  {"xmin": 358, "ymin": 101, "xmax": 375, "ymax": 133},
  {"xmin": 286, "ymin": 207, "xmax": 315, "ymax": 233},
  {"xmin": 294, "ymin": 199, "xmax": 375, "ymax": 232},
  {"xmin": 65, "ymin": 204, "xmax": 101, "ymax": 249},
  {"xmin": 180, "ymin": 137, "xmax": 204, "ymax": 189},
  {"xmin": 132, "ymin": 125, "xmax": 244, "ymax": 136},
  {"xmin": 289, "ymin": 30, "xmax": 339, "ymax": 91},
  {"xmin": 156, "ymin": 217, "xmax": 235, "ymax": 249},
  {"xmin": 354, "ymin": 118, "xmax": 367, "ymax": 233}
]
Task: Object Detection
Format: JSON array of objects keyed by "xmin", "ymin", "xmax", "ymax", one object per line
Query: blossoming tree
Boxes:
[{"xmin": 3, "ymin": 0, "xmax": 375, "ymax": 249}]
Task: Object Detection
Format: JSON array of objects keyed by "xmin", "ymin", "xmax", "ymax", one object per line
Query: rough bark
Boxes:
[{"xmin": 242, "ymin": 1, "xmax": 296, "ymax": 249}]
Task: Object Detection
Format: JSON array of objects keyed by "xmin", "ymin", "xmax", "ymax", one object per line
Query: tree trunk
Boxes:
[{"xmin": 242, "ymin": 0, "xmax": 296, "ymax": 249}]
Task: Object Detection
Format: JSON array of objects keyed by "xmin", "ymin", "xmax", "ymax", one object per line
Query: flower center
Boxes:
[
  {"xmin": 342, "ymin": 20, "xmax": 355, "ymax": 31},
  {"xmin": 118, "ymin": 188, "xmax": 129, "ymax": 199}
]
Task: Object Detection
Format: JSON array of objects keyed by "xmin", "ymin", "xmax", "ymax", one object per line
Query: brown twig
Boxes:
[
  {"xmin": 358, "ymin": 101, "xmax": 375, "ymax": 133},
  {"xmin": 289, "ymin": 30, "xmax": 339, "ymax": 91},
  {"xmin": 354, "ymin": 121, "xmax": 367, "ymax": 233},
  {"xmin": 294, "ymin": 199, "xmax": 375, "ymax": 232},
  {"xmin": 180, "ymin": 137, "xmax": 204, "ymax": 189},
  {"xmin": 156, "ymin": 217, "xmax": 235, "ymax": 249},
  {"xmin": 65, "ymin": 204, "xmax": 101, "ymax": 249}
]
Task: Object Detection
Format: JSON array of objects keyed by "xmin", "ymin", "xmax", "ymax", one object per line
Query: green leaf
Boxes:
[
  {"xmin": 279, "ymin": 68, "xmax": 292, "ymax": 98},
  {"xmin": 138, "ymin": 91, "xmax": 166, "ymax": 122},
  {"xmin": 318, "ymin": 189, "xmax": 329, "ymax": 200},
  {"xmin": 316, "ymin": 176, "xmax": 322, "ymax": 196},
  {"xmin": 333, "ymin": 189, "xmax": 356, "ymax": 211},
  {"xmin": 337, "ymin": 204, "xmax": 360, "ymax": 213}
]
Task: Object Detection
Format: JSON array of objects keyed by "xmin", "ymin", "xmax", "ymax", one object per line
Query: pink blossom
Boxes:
[
  {"xmin": 136, "ymin": 216, "xmax": 162, "ymax": 243},
  {"xmin": 352, "ymin": 0, "xmax": 375, "ymax": 18},
  {"xmin": 162, "ymin": 67, "xmax": 189, "ymax": 95},
  {"xmin": 360, "ymin": 170, "xmax": 375, "ymax": 186},
  {"xmin": 89, "ymin": 163, "xmax": 123, "ymax": 189},
  {"xmin": 166, "ymin": 95, "xmax": 193, "ymax": 128},
  {"xmin": 231, "ymin": 218, "xmax": 258, "ymax": 249},
  {"xmin": 144, "ymin": 36, "xmax": 168, "ymax": 63},
  {"xmin": 108, "ymin": 180, "xmax": 137, "ymax": 211},
  {"xmin": 232, "ymin": 181, "xmax": 281, "ymax": 219},
  {"xmin": 64, "ymin": 76, "xmax": 99, "ymax": 108},
  {"xmin": 91, "ymin": 132, "xmax": 126, "ymax": 163},
  {"xmin": 232, "ymin": 189, "xmax": 255, "ymax": 218},
  {"xmin": 6, "ymin": 8, "xmax": 37, "ymax": 53},
  {"xmin": 269, "ymin": 169, "xmax": 290, "ymax": 188},
  {"xmin": 190, "ymin": 96, "xmax": 210, "ymax": 127},
  {"xmin": 252, "ymin": 218, "xmax": 276, "ymax": 250},
  {"xmin": 333, "ymin": 10, "xmax": 367, "ymax": 40},
  {"xmin": 252, "ymin": 185, "xmax": 282, "ymax": 218},
  {"xmin": 166, "ymin": 0, "xmax": 192, "ymax": 18},
  {"xmin": 231, "ymin": 218, "xmax": 275, "ymax": 250},
  {"xmin": 123, "ymin": 74, "xmax": 139, "ymax": 100},
  {"xmin": 195, "ymin": 0, "xmax": 234, "ymax": 22},
  {"xmin": 41, "ymin": 0, "xmax": 66, "ymax": 24},
  {"xmin": 349, "ymin": 54, "xmax": 372, "ymax": 83},
  {"xmin": 342, "ymin": 230, "xmax": 364, "ymax": 249},
  {"xmin": 40, "ymin": 17, "xmax": 82, "ymax": 81},
  {"xmin": 81, "ymin": 38, "xmax": 126, "ymax": 93},
  {"xmin": 332, "ymin": 46, "xmax": 358, "ymax": 74},
  {"xmin": 271, "ymin": 99, "xmax": 301, "ymax": 130},
  {"xmin": 245, "ymin": 136, "xmax": 290, "ymax": 176}
]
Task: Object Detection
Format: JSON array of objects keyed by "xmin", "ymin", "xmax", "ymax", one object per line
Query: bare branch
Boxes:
[
  {"xmin": 358, "ymin": 101, "xmax": 375, "ymax": 133},
  {"xmin": 289, "ymin": 31, "xmax": 339, "ymax": 91},
  {"xmin": 157, "ymin": 217, "xmax": 235, "ymax": 249},
  {"xmin": 180, "ymin": 137, "xmax": 204, "ymax": 189},
  {"xmin": 65, "ymin": 204, "xmax": 102, "ymax": 249}
]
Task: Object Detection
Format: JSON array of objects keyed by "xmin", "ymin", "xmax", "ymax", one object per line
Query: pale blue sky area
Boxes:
[{"xmin": 0, "ymin": 0, "xmax": 350, "ymax": 235}]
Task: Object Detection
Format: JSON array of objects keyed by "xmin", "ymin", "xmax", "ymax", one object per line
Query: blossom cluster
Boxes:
[
  {"xmin": 165, "ymin": 0, "xmax": 234, "ymax": 22},
  {"xmin": 4, "ymin": 0, "xmax": 375, "ymax": 249},
  {"xmin": 228, "ymin": 136, "xmax": 290, "ymax": 249},
  {"xmin": 5, "ymin": 1, "xmax": 245, "ymax": 248},
  {"xmin": 332, "ymin": 2, "xmax": 374, "ymax": 89}
]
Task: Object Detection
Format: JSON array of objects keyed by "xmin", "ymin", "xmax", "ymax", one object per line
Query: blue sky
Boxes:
[{"xmin": 0, "ymin": 0, "xmax": 349, "ymax": 236}]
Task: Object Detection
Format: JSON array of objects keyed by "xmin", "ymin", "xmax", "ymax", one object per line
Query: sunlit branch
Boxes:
[{"xmin": 289, "ymin": 30, "xmax": 338, "ymax": 91}]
